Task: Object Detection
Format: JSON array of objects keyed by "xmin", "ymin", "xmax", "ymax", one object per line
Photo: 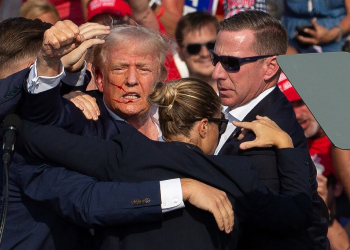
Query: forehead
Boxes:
[
  {"xmin": 215, "ymin": 29, "xmax": 256, "ymax": 56},
  {"xmin": 182, "ymin": 23, "xmax": 217, "ymax": 44},
  {"xmin": 105, "ymin": 42, "xmax": 159, "ymax": 65}
]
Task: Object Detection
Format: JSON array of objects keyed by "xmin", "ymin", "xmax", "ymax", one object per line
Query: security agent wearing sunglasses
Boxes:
[
  {"xmin": 212, "ymin": 10, "xmax": 329, "ymax": 250},
  {"xmin": 176, "ymin": 11, "xmax": 220, "ymax": 93}
]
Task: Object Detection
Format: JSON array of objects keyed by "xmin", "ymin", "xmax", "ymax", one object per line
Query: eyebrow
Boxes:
[{"xmin": 109, "ymin": 61, "xmax": 153, "ymax": 68}]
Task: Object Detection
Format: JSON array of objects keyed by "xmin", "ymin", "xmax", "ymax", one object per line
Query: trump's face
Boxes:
[{"xmin": 96, "ymin": 42, "xmax": 160, "ymax": 119}]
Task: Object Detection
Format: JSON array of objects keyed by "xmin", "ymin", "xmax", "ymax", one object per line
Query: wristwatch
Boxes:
[{"xmin": 335, "ymin": 26, "xmax": 343, "ymax": 43}]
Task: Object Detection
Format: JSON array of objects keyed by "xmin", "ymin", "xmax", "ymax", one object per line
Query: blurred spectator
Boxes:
[
  {"xmin": 0, "ymin": 0, "xmax": 21, "ymax": 21},
  {"xmin": 175, "ymin": 11, "xmax": 219, "ymax": 93},
  {"xmin": 281, "ymin": 0, "xmax": 350, "ymax": 52},
  {"xmin": 127, "ymin": 0, "xmax": 181, "ymax": 81},
  {"xmin": 279, "ymin": 74, "xmax": 350, "ymax": 250},
  {"xmin": 149, "ymin": 0, "xmax": 184, "ymax": 40},
  {"xmin": 222, "ymin": 0, "xmax": 267, "ymax": 19},
  {"xmin": 266, "ymin": 0, "xmax": 284, "ymax": 20},
  {"xmin": 87, "ymin": 0, "xmax": 132, "ymax": 24},
  {"xmin": 215, "ymin": 0, "xmax": 224, "ymax": 21},
  {"xmin": 21, "ymin": 0, "xmax": 60, "ymax": 24},
  {"xmin": 22, "ymin": 0, "xmax": 87, "ymax": 25}
]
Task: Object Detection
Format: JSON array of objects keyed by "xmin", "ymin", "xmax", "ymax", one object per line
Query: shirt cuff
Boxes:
[
  {"xmin": 27, "ymin": 59, "xmax": 66, "ymax": 94},
  {"xmin": 62, "ymin": 61, "xmax": 87, "ymax": 86},
  {"xmin": 160, "ymin": 178, "xmax": 184, "ymax": 213}
]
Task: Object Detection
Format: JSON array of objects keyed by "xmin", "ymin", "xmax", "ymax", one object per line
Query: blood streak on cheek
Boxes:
[
  {"xmin": 112, "ymin": 99, "xmax": 133, "ymax": 104},
  {"xmin": 109, "ymin": 82, "xmax": 126, "ymax": 92},
  {"xmin": 107, "ymin": 84, "xmax": 134, "ymax": 104}
]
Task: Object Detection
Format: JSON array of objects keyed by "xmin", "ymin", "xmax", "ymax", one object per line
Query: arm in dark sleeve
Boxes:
[
  {"xmin": 14, "ymin": 159, "xmax": 162, "ymax": 228},
  {"xmin": 246, "ymin": 148, "xmax": 313, "ymax": 231},
  {"xmin": 60, "ymin": 70, "xmax": 91, "ymax": 96},
  {"xmin": 21, "ymin": 83, "xmax": 91, "ymax": 135},
  {"xmin": 17, "ymin": 119, "xmax": 124, "ymax": 181}
]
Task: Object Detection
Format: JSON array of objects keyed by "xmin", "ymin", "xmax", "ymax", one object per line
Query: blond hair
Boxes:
[
  {"xmin": 148, "ymin": 78, "xmax": 221, "ymax": 141},
  {"xmin": 21, "ymin": 0, "xmax": 60, "ymax": 22}
]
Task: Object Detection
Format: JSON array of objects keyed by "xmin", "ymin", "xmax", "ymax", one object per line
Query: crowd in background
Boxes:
[{"xmin": 1, "ymin": 0, "xmax": 350, "ymax": 249}]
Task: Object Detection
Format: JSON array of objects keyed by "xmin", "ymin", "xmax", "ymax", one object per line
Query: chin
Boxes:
[
  {"xmin": 219, "ymin": 98, "xmax": 235, "ymax": 108},
  {"xmin": 304, "ymin": 123, "xmax": 320, "ymax": 139}
]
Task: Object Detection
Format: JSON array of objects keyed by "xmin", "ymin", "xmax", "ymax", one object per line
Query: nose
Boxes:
[
  {"xmin": 125, "ymin": 66, "xmax": 138, "ymax": 86},
  {"xmin": 212, "ymin": 59, "xmax": 225, "ymax": 80},
  {"xmin": 199, "ymin": 44, "xmax": 210, "ymax": 57},
  {"xmin": 293, "ymin": 106, "xmax": 301, "ymax": 119}
]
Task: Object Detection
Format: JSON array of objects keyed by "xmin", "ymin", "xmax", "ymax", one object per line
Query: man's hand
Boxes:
[
  {"xmin": 63, "ymin": 91, "xmax": 100, "ymax": 120},
  {"xmin": 61, "ymin": 22, "xmax": 110, "ymax": 72},
  {"xmin": 296, "ymin": 18, "xmax": 338, "ymax": 45},
  {"xmin": 233, "ymin": 115, "xmax": 293, "ymax": 150},
  {"xmin": 180, "ymin": 178, "xmax": 234, "ymax": 234},
  {"xmin": 37, "ymin": 20, "xmax": 110, "ymax": 76}
]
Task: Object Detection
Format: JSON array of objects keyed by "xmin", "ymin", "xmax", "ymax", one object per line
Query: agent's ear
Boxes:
[
  {"xmin": 95, "ymin": 67, "xmax": 104, "ymax": 92},
  {"xmin": 26, "ymin": 61, "xmax": 35, "ymax": 68},
  {"xmin": 197, "ymin": 118, "xmax": 209, "ymax": 139},
  {"xmin": 263, "ymin": 56, "xmax": 280, "ymax": 81}
]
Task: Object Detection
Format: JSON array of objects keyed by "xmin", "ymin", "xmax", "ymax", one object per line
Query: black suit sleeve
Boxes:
[
  {"xmin": 18, "ymin": 119, "xmax": 123, "ymax": 182},
  {"xmin": 245, "ymin": 148, "xmax": 313, "ymax": 231}
]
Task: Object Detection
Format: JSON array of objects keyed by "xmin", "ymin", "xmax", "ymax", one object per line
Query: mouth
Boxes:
[
  {"xmin": 298, "ymin": 119, "xmax": 309, "ymax": 130},
  {"xmin": 196, "ymin": 59, "xmax": 212, "ymax": 65},
  {"xmin": 122, "ymin": 93, "xmax": 140, "ymax": 100},
  {"xmin": 218, "ymin": 87, "xmax": 231, "ymax": 95}
]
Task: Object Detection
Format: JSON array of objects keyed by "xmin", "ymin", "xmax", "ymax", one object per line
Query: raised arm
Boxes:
[{"xmin": 22, "ymin": 21, "xmax": 109, "ymax": 130}]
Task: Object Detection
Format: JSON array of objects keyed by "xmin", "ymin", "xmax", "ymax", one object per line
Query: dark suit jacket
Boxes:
[
  {"xmin": 0, "ymin": 68, "xmax": 29, "ymax": 121},
  {"xmin": 0, "ymin": 71, "xmax": 163, "ymax": 250},
  {"xmin": 219, "ymin": 87, "xmax": 329, "ymax": 250},
  {"xmin": 22, "ymin": 84, "xmax": 129, "ymax": 140},
  {"xmin": 1, "ymin": 153, "xmax": 162, "ymax": 250},
  {"xmin": 18, "ymin": 119, "xmax": 314, "ymax": 250}
]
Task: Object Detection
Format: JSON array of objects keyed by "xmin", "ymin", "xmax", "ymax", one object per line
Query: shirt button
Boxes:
[
  {"xmin": 224, "ymin": 135, "xmax": 228, "ymax": 140},
  {"xmin": 162, "ymin": 202, "xmax": 167, "ymax": 207},
  {"xmin": 174, "ymin": 199, "xmax": 178, "ymax": 204}
]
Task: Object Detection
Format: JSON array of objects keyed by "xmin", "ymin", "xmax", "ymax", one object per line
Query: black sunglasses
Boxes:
[
  {"xmin": 209, "ymin": 50, "xmax": 274, "ymax": 71},
  {"xmin": 184, "ymin": 40, "xmax": 216, "ymax": 55},
  {"xmin": 192, "ymin": 113, "xmax": 228, "ymax": 136}
]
